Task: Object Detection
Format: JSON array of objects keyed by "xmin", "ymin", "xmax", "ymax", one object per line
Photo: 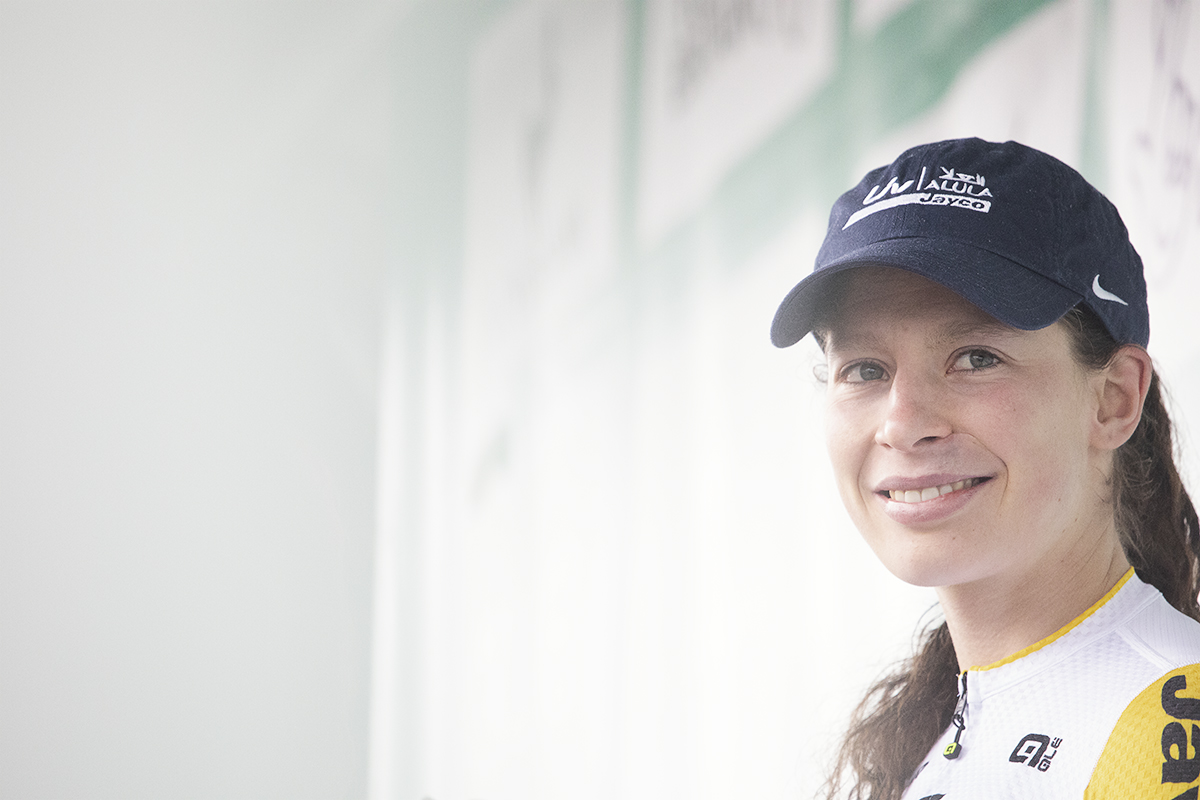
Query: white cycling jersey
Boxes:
[{"xmin": 902, "ymin": 569, "xmax": 1200, "ymax": 800}]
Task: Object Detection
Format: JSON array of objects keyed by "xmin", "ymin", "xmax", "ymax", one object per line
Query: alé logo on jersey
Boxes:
[
  {"xmin": 843, "ymin": 165, "xmax": 993, "ymax": 230},
  {"xmin": 1009, "ymin": 733, "xmax": 1062, "ymax": 772}
]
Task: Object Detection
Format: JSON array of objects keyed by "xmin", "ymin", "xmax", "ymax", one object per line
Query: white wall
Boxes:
[{"xmin": 0, "ymin": 3, "xmax": 406, "ymax": 797}]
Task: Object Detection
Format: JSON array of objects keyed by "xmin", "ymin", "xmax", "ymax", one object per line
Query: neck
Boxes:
[{"xmin": 937, "ymin": 532, "xmax": 1131, "ymax": 671}]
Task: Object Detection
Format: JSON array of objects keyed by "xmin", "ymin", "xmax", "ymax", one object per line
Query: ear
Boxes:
[{"xmin": 1091, "ymin": 346, "xmax": 1153, "ymax": 451}]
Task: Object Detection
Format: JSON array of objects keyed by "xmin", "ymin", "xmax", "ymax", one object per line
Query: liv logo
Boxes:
[
  {"xmin": 844, "ymin": 165, "xmax": 993, "ymax": 230},
  {"xmin": 1009, "ymin": 733, "xmax": 1062, "ymax": 772}
]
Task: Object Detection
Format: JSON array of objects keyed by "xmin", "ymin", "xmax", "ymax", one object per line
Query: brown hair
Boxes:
[{"xmin": 822, "ymin": 304, "xmax": 1200, "ymax": 800}]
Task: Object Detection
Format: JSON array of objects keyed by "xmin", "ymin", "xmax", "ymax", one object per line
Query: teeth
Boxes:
[{"xmin": 888, "ymin": 478, "xmax": 981, "ymax": 503}]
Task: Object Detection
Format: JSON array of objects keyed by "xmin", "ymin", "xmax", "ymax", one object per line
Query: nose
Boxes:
[{"xmin": 875, "ymin": 370, "xmax": 953, "ymax": 450}]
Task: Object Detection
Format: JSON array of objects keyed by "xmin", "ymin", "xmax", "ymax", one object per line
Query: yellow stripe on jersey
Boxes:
[
  {"xmin": 972, "ymin": 569, "xmax": 1135, "ymax": 672},
  {"xmin": 1085, "ymin": 663, "xmax": 1200, "ymax": 799}
]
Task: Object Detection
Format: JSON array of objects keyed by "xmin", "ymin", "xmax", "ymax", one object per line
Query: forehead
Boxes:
[{"xmin": 817, "ymin": 266, "xmax": 1016, "ymax": 348}]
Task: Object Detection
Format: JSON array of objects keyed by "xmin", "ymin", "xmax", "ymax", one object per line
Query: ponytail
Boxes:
[{"xmin": 1112, "ymin": 371, "xmax": 1200, "ymax": 620}]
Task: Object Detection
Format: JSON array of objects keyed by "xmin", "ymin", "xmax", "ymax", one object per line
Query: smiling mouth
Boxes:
[{"xmin": 881, "ymin": 477, "xmax": 989, "ymax": 504}]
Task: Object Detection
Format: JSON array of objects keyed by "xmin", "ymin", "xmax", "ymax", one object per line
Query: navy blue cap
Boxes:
[{"xmin": 770, "ymin": 138, "xmax": 1149, "ymax": 348}]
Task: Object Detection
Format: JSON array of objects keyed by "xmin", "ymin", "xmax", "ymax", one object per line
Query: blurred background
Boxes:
[{"xmin": 3, "ymin": 1, "xmax": 1199, "ymax": 798}]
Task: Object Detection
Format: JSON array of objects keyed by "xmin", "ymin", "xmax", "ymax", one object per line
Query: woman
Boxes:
[{"xmin": 770, "ymin": 138, "xmax": 1200, "ymax": 799}]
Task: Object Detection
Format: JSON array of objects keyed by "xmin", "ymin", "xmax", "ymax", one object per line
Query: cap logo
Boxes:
[
  {"xmin": 1091, "ymin": 274, "xmax": 1128, "ymax": 306},
  {"xmin": 844, "ymin": 166, "xmax": 994, "ymax": 230}
]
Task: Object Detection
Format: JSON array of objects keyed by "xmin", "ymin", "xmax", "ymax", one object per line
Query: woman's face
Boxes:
[{"xmin": 820, "ymin": 267, "xmax": 1112, "ymax": 591}]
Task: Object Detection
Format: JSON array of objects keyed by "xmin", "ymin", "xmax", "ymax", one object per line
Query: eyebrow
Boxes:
[
  {"xmin": 933, "ymin": 318, "xmax": 1021, "ymax": 344},
  {"xmin": 824, "ymin": 317, "xmax": 1020, "ymax": 354}
]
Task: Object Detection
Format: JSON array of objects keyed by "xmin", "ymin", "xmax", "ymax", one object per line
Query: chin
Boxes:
[
  {"xmin": 883, "ymin": 564, "xmax": 961, "ymax": 589},
  {"xmin": 865, "ymin": 532, "xmax": 989, "ymax": 589}
]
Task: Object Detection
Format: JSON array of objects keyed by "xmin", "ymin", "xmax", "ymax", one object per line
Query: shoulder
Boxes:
[
  {"xmin": 1116, "ymin": 583, "xmax": 1200, "ymax": 670},
  {"xmin": 1084, "ymin": 585, "xmax": 1200, "ymax": 799},
  {"xmin": 1084, "ymin": 662, "xmax": 1200, "ymax": 799}
]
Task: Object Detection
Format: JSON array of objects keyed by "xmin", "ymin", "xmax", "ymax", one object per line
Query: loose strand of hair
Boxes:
[{"xmin": 822, "ymin": 621, "xmax": 958, "ymax": 800}]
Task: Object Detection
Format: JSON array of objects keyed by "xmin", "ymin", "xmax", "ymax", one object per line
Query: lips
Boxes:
[
  {"xmin": 876, "ymin": 476, "xmax": 991, "ymax": 504},
  {"xmin": 871, "ymin": 474, "xmax": 994, "ymax": 526}
]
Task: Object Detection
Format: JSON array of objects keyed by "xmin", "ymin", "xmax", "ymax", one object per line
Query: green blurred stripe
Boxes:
[{"xmin": 702, "ymin": 0, "xmax": 1058, "ymax": 266}]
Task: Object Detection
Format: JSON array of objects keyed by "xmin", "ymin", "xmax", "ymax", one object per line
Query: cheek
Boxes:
[
  {"xmin": 979, "ymin": 384, "xmax": 1095, "ymax": 496},
  {"xmin": 824, "ymin": 403, "xmax": 872, "ymax": 501}
]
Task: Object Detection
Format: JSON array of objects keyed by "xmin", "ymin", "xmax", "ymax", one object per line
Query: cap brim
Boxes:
[{"xmin": 770, "ymin": 237, "xmax": 1085, "ymax": 347}]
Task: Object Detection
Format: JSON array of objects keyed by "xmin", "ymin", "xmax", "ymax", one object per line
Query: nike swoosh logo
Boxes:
[{"xmin": 1092, "ymin": 274, "xmax": 1128, "ymax": 306}]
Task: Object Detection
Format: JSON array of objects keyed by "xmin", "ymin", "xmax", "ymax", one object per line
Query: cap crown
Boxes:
[{"xmin": 771, "ymin": 138, "xmax": 1149, "ymax": 348}]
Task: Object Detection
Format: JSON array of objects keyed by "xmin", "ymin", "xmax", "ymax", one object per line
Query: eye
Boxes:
[
  {"xmin": 842, "ymin": 361, "xmax": 889, "ymax": 383},
  {"xmin": 953, "ymin": 349, "xmax": 1001, "ymax": 371}
]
